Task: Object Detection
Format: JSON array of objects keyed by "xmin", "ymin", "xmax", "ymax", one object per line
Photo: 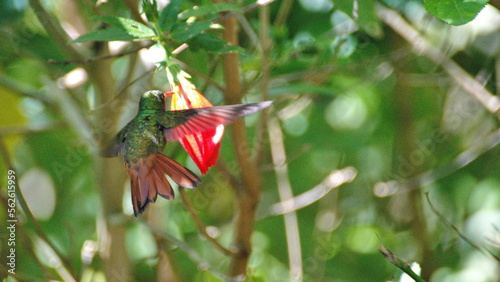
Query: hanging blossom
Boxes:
[{"xmin": 165, "ymin": 74, "xmax": 224, "ymax": 174}]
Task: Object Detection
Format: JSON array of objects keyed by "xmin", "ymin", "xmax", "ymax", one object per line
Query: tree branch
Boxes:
[
  {"xmin": 267, "ymin": 116, "xmax": 303, "ymax": 281},
  {"xmin": 214, "ymin": 1, "xmax": 264, "ymax": 277},
  {"xmin": 260, "ymin": 166, "xmax": 357, "ymax": 219}
]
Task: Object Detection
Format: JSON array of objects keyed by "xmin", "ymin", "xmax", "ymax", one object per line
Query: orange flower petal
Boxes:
[{"xmin": 170, "ymin": 82, "xmax": 224, "ymax": 174}]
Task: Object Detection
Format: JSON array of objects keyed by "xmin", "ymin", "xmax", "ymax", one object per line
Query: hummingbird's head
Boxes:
[{"xmin": 139, "ymin": 90, "xmax": 165, "ymax": 111}]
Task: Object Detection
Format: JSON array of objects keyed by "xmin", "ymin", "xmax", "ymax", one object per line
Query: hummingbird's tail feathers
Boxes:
[
  {"xmin": 127, "ymin": 165, "xmax": 153, "ymax": 217},
  {"xmin": 163, "ymin": 101, "xmax": 273, "ymax": 141},
  {"xmin": 127, "ymin": 153, "xmax": 200, "ymax": 216},
  {"xmin": 156, "ymin": 153, "xmax": 201, "ymax": 188},
  {"xmin": 149, "ymin": 162, "xmax": 174, "ymax": 200}
]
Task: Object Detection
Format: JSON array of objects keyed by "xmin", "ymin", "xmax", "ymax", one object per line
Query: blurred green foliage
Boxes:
[{"xmin": 1, "ymin": 0, "xmax": 499, "ymax": 281}]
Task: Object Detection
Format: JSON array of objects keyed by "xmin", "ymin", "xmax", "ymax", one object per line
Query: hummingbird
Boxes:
[{"xmin": 102, "ymin": 90, "xmax": 272, "ymax": 216}]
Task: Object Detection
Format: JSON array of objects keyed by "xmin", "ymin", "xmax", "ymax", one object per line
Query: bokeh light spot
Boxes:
[
  {"xmin": 282, "ymin": 113, "xmax": 309, "ymax": 136},
  {"xmin": 325, "ymin": 95, "xmax": 367, "ymax": 129}
]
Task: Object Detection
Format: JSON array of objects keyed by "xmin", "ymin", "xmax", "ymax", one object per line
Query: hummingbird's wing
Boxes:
[
  {"xmin": 101, "ymin": 127, "xmax": 127, "ymax": 157},
  {"xmin": 160, "ymin": 101, "xmax": 272, "ymax": 141}
]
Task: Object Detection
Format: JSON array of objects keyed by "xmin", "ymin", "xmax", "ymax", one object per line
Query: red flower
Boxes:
[{"xmin": 167, "ymin": 82, "xmax": 224, "ymax": 174}]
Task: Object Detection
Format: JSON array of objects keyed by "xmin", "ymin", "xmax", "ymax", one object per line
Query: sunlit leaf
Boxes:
[
  {"xmin": 424, "ymin": 0, "xmax": 488, "ymax": 25},
  {"xmin": 71, "ymin": 16, "xmax": 156, "ymax": 43},
  {"xmin": 98, "ymin": 16, "xmax": 156, "ymax": 38}
]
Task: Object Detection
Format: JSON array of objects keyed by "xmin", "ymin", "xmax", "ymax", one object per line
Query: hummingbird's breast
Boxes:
[{"xmin": 124, "ymin": 113, "xmax": 166, "ymax": 163}]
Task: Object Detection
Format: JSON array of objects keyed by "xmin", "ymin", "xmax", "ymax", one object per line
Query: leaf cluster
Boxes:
[{"xmin": 72, "ymin": 0, "xmax": 242, "ymax": 55}]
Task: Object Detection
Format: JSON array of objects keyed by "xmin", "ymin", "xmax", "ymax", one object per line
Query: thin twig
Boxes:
[
  {"xmin": 264, "ymin": 47, "xmax": 410, "ymax": 91},
  {"xmin": 255, "ymin": 3, "xmax": 272, "ymax": 165},
  {"xmin": 274, "ymin": 0, "xmax": 294, "ymax": 28},
  {"xmin": 425, "ymin": 193, "xmax": 500, "ymax": 262},
  {"xmin": 237, "ymin": 14, "xmax": 260, "ymax": 50},
  {"xmin": 377, "ymin": 4, "xmax": 500, "ymax": 114},
  {"xmin": 486, "ymin": 225, "xmax": 500, "ymax": 248},
  {"xmin": 48, "ymin": 42, "xmax": 155, "ymax": 65},
  {"xmin": 0, "ymin": 135, "xmax": 77, "ymax": 281},
  {"xmin": 178, "ymin": 188, "xmax": 237, "ymax": 256},
  {"xmin": 28, "ymin": 0, "xmax": 83, "ymax": 61},
  {"xmin": 267, "ymin": 116, "xmax": 303, "ymax": 282},
  {"xmin": 88, "ymin": 66, "xmax": 156, "ymax": 114},
  {"xmin": 172, "ymin": 43, "xmax": 188, "ymax": 54},
  {"xmin": 259, "ymin": 166, "xmax": 357, "ymax": 219},
  {"xmin": 377, "ymin": 128, "xmax": 500, "ymax": 196},
  {"xmin": 379, "ymin": 243, "xmax": 426, "ymax": 282}
]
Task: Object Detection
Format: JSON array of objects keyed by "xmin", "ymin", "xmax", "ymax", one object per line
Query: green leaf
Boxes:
[
  {"xmin": 178, "ymin": 3, "xmax": 241, "ymax": 20},
  {"xmin": 189, "ymin": 34, "xmax": 244, "ymax": 54},
  {"xmin": 142, "ymin": 0, "xmax": 159, "ymax": 24},
  {"xmin": 159, "ymin": 0, "xmax": 182, "ymax": 32},
  {"xmin": 71, "ymin": 16, "xmax": 156, "ymax": 43},
  {"xmin": 71, "ymin": 28, "xmax": 137, "ymax": 43},
  {"xmin": 98, "ymin": 16, "xmax": 156, "ymax": 38},
  {"xmin": 424, "ymin": 0, "xmax": 488, "ymax": 25},
  {"xmin": 171, "ymin": 21, "xmax": 212, "ymax": 42}
]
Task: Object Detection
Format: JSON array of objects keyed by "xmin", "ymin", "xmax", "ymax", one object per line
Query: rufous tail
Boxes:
[{"xmin": 126, "ymin": 153, "xmax": 201, "ymax": 216}]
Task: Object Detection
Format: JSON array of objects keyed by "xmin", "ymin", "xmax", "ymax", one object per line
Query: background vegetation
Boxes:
[{"xmin": 1, "ymin": 0, "xmax": 499, "ymax": 281}]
